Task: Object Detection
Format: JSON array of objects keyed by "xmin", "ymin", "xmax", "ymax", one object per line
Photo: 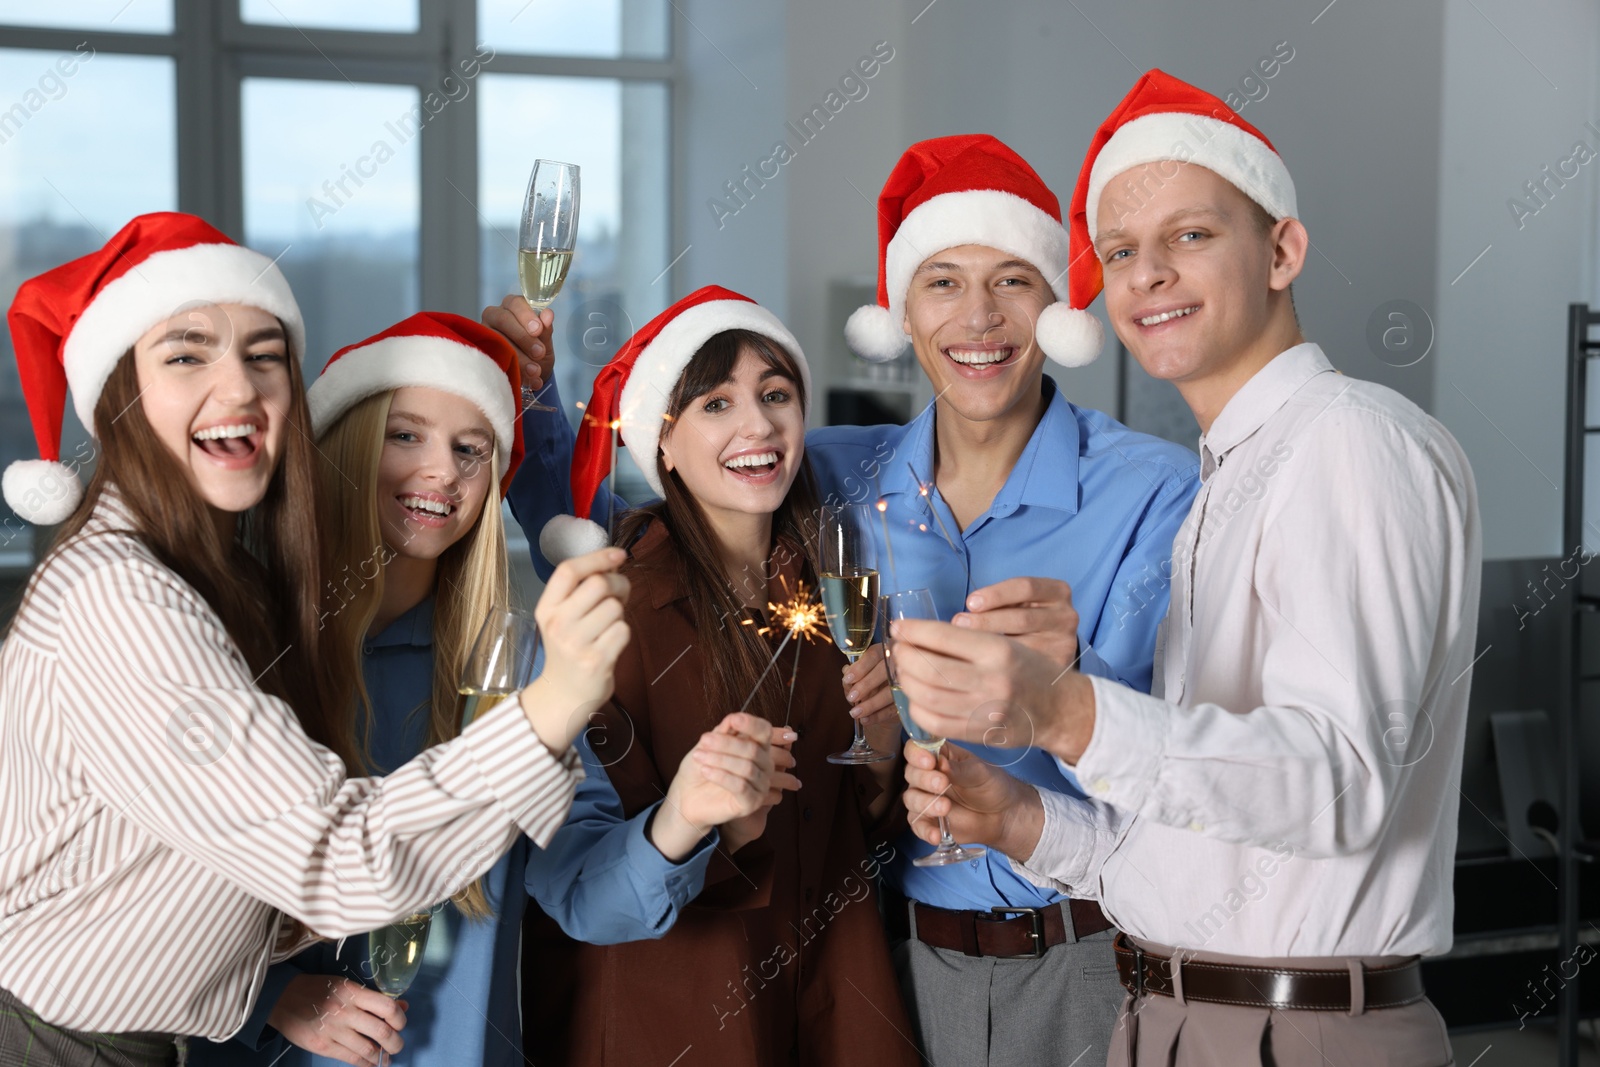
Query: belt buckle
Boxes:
[{"xmin": 988, "ymin": 906, "xmax": 1047, "ymax": 958}]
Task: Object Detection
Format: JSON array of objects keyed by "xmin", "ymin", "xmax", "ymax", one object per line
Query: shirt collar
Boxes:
[
  {"xmin": 885, "ymin": 377, "xmax": 1082, "ymax": 518},
  {"xmin": 1198, "ymin": 343, "xmax": 1333, "ymax": 480},
  {"xmin": 368, "ymin": 595, "xmax": 435, "ymax": 649}
]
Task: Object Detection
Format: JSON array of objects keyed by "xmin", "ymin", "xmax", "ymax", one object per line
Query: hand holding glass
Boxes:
[{"xmin": 882, "ymin": 588, "xmax": 988, "ymax": 867}]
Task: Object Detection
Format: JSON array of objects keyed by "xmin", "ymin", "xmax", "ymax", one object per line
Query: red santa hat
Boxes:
[
  {"xmin": 309, "ymin": 311, "xmax": 525, "ymax": 495},
  {"xmin": 3, "ymin": 211, "xmax": 304, "ymax": 525},
  {"xmin": 539, "ymin": 284, "xmax": 807, "ymax": 564},
  {"xmin": 1069, "ymin": 69, "xmax": 1298, "ymax": 302},
  {"xmin": 844, "ymin": 133, "xmax": 1103, "ymax": 369}
]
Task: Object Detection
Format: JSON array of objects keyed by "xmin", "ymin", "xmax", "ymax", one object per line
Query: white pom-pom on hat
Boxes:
[
  {"xmin": 1035, "ymin": 304, "xmax": 1105, "ymax": 368},
  {"xmin": 843, "ymin": 304, "xmax": 909, "ymax": 364},
  {"xmin": 539, "ymin": 514, "xmax": 610, "ymax": 566},
  {"xmin": 3, "ymin": 459, "xmax": 83, "ymax": 525}
]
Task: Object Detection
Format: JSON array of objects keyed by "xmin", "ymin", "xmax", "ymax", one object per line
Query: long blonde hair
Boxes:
[{"xmin": 315, "ymin": 390, "xmax": 510, "ymax": 921}]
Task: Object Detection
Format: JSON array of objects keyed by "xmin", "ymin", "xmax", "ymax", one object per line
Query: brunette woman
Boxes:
[{"xmin": 524, "ymin": 286, "xmax": 915, "ymax": 1067}]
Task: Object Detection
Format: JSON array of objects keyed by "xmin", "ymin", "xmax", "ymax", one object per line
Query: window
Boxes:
[{"xmin": 0, "ymin": 3, "xmax": 675, "ymax": 575}]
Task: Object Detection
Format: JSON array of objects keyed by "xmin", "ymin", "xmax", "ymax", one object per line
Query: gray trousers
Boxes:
[
  {"xmin": 890, "ymin": 901, "xmax": 1125, "ymax": 1067},
  {"xmin": 0, "ymin": 985, "xmax": 177, "ymax": 1067},
  {"xmin": 1106, "ymin": 938, "xmax": 1454, "ymax": 1067}
]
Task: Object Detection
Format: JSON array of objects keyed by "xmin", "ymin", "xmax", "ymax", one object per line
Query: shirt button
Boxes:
[
  {"xmin": 362, "ymin": 645, "xmax": 373, "ymax": 655},
  {"xmin": 805, "ymin": 888, "xmax": 814, "ymax": 902},
  {"xmin": 803, "ymin": 807, "xmax": 814, "ymax": 821},
  {"xmin": 1188, "ymin": 820, "xmax": 1204, "ymax": 832},
  {"xmin": 1092, "ymin": 779, "xmax": 1111, "ymax": 795}
]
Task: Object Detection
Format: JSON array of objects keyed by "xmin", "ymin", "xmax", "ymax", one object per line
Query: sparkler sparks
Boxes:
[{"xmin": 735, "ymin": 579, "xmax": 831, "ymax": 717}]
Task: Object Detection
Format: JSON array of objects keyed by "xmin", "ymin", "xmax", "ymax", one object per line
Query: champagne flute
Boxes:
[
  {"xmin": 819, "ymin": 505, "xmax": 892, "ymax": 765},
  {"xmin": 367, "ymin": 908, "xmax": 433, "ymax": 1064},
  {"xmin": 882, "ymin": 588, "xmax": 988, "ymax": 867},
  {"xmin": 460, "ymin": 607, "xmax": 540, "ymax": 728},
  {"xmin": 518, "ymin": 159, "xmax": 581, "ymax": 413}
]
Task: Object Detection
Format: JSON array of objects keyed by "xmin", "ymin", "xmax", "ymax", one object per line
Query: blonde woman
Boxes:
[{"xmin": 199, "ymin": 313, "xmax": 786, "ymax": 1067}]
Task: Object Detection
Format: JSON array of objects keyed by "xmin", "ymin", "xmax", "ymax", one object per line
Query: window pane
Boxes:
[
  {"xmin": 0, "ymin": 49, "xmax": 174, "ymax": 541},
  {"xmin": 240, "ymin": 0, "xmax": 418, "ymax": 34},
  {"xmin": 242, "ymin": 78, "xmax": 420, "ymax": 376},
  {"xmin": 478, "ymin": 0, "xmax": 667, "ymax": 60},
  {"xmin": 479, "ymin": 74, "xmax": 668, "ymax": 501},
  {"xmin": 0, "ymin": 1, "xmax": 172, "ymax": 35}
]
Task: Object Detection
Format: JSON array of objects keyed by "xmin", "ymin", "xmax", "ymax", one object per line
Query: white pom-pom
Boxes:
[
  {"xmin": 1035, "ymin": 303, "xmax": 1104, "ymax": 368},
  {"xmin": 539, "ymin": 514, "xmax": 611, "ymax": 565},
  {"xmin": 3, "ymin": 459, "xmax": 83, "ymax": 525},
  {"xmin": 844, "ymin": 304, "xmax": 910, "ymax": 363}
]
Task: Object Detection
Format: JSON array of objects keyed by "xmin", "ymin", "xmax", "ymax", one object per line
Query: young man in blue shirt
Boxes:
[{"xmin": 490, "ymin": 135, "xmax": 1197, "ymax": 1066}]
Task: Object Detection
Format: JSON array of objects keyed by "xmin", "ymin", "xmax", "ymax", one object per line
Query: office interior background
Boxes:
[{"xmin": 0, "ymin": 0, "xmax": 1597, "ymax": 1061}]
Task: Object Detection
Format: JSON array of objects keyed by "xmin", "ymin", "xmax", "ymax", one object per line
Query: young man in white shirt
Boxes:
[{"xmin": 890, "ymin": 69, "xmax": 1480, "ymax": 1065}]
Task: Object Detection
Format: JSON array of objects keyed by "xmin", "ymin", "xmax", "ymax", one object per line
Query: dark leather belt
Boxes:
[
  {"xmin": 884, "ymin": 887, "xmax": 1113, "ymax": 959},
  {"xmin": 1113, "ymin": 932, "xmax": 1426, "ymax": 1012}
]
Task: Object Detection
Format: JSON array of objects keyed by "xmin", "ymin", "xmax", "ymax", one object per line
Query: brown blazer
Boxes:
[{"xmin": 523, "ymin": 520, "xmax": 919, "ymax": 1067}]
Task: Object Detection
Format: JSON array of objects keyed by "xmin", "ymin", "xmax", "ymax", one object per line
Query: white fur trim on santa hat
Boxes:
[
  {"xmin": 3, "ymin": 458, "xmax": 83, "ymax": 525},
  {"xmin": 63, "ymin": 243, "xmax": 305, "ymax": 433},
  {"xmin": 618, "ymin": 300, "xmax": 808, "ymax": 498},
  {"xmin": 308, "ymin": 335, "xmax": 517, "ymax": 472},
  {"xmin": 1086, "ymin": 112, "xmax": 1298, "ymax": 241},
  {"xmin": 847, "ymin": 189, "xmax": 1099, "ymax": 366},
  {"xmin": 539, "ymin": 514, "xmax": 610, "ymax": 565}
]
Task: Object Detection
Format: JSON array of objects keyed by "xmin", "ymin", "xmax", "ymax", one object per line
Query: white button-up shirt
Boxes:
[{"xmin": 1012, "ymin": 343, "xmax": 1481, "ymax": 958}]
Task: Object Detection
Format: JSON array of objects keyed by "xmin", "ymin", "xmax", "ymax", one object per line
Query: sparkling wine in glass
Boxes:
[
  {"xmin": 819, "ymin": 505, "xmax": 892, "ymax": 765},
  {"xmin": 882, "ymin": 588, "xmax": 988, "ymax": 867},
  {"xmin": 367, "ymin": 908, "xmax": 433, "ymax": 1062},
  {"xmin": 517, "ymin": 159, "xmax": 581, "ymax": 412},
  {"xmin": 460, "ymin": 607, "xmax": 539, "ymax": 728}
]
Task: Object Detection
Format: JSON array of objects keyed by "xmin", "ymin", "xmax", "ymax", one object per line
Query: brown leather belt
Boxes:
[
  {"xmin": 1113, "ymin": 932, "xmax": 1426, "ymax": 1012},
  {"xmin": 884, "ymin": 887, "xmax": 1113, "ymax": 959}
]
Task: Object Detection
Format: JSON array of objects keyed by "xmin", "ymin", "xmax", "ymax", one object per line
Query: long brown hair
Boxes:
[
  {"xmin": 315, "ymin": 389, "xmax": 508, "ymax": 921},
  {"xmin": 14, "ymin": 342, "xmax": 331, "ymax": 738},
  {"xmin": 6, "ymin": 333, "xmax": 336, "ymax": 945},
  {"xmin": 614, "ymin": 329, "xmax": 821, "ymax": 723}
]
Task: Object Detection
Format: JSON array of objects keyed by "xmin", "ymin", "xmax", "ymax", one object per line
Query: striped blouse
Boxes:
[{"xmin": 0, "ymin": 490, "xmax": 582, "ymax": 1038}]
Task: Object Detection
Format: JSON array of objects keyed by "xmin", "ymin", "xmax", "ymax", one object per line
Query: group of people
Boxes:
[{"xmin": 0, "ymin": 68, "xmax": 1478, "ymax": 1067}]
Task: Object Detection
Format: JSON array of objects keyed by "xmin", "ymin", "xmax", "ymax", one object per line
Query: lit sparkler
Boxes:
[{"xmin": 736, "ymin": 578, "xmax": 831, "ymax": 717}]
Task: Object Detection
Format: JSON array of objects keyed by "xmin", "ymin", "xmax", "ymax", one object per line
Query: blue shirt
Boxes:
[{"xmin": 508, "ymin": 377, "xmax": 1197, "ymax": 911}]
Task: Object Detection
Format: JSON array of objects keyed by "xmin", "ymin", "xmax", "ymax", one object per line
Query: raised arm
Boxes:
[{"xmin": 55, "ymin": 548, "xmax": 629, "ymax": 936}]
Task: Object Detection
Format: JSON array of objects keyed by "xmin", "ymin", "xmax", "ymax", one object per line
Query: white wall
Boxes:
[{"xmin": 1433, "ymin": 0, "xmax": 1600, "ymax": 560}]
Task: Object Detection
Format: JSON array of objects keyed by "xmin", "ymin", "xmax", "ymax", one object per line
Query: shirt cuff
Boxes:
[
  {"xmin": 455, "ymin": 698, "xmax": 585, "ymax": 848},
  {"xmin": 1005, "ymin": 788, "xmax": 1106, "ymax": 899},
  {"xmin": 234, "ymin": 960, "xmax": 303, "ymax": 1050},
  {"xmin": 1072, "ymin": 674, "xmax": 1171, "ymax": 812},
  {"xmin": 627, "ymin": 802, "xmax": 716, "ymax": 931}
]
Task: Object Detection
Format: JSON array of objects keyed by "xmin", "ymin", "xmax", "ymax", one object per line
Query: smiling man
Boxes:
[
  {"xmin": 804, "ymin": 134, "xmax": 1198, "ymax": 1067},
  {"xmin": 892, "ymin": 73, "xmax": 1480, "ymax": 1065}
]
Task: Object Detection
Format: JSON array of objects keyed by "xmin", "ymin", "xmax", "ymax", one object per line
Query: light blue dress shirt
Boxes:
[{"xmin": 510, "ymin": 376, "xmax": 1198, "ymax": 914}]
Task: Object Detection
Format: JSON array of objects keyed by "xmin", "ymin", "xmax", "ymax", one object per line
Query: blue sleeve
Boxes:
[
  {"xmin": 524, "ymin": 734, "xmax": 715, "ymax": 945},
  {"xmin": 1079, "ymin": 467, "xmax": 1198, "ymax": 694},
  {"xmin": 505, "ymin": 379, "xmax": 629, "ymax": 581},
  {"xmin": 232, "ymin": 957, "xmax": 306, "ymax": 1050}
]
